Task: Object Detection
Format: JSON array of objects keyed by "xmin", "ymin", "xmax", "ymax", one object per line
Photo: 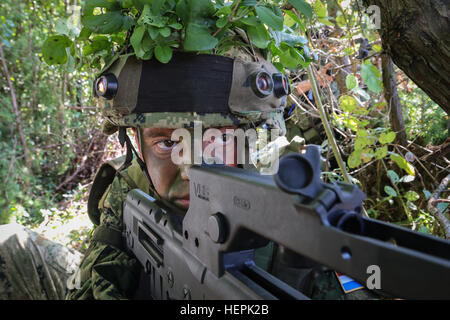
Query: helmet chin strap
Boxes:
[{"xmin": 118, "ymin": 127, "xmax": 153, "ymax": 188}]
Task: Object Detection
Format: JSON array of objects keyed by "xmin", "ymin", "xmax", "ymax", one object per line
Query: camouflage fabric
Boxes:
[
  {"xmin": 111, "ymin": 110, "xmax": 287, "ymax": 136},
  {"xmin": 0, "ymin": 223, "xmax": 82, "ymax": 300},
  {"xmin": 66, "ymin": 158, "xmax": 149, "ymax": 300},
  {"xmin": 118, "ymin": 111, "xmax": 257, "ymax": 129}
]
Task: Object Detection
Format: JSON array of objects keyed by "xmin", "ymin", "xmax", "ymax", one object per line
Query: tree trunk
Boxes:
[
  {"xmin": 381, "ymin": 54, "xmax": 408, "ymax": 146},
  {"xmin": 362, "ymin": 0, "xmax": 450, "ymax": 114}
]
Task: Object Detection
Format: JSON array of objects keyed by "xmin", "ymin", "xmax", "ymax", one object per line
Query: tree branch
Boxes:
[{"xmin": 428, "ymin": 174, "xmax": 450, "ymax": 239}]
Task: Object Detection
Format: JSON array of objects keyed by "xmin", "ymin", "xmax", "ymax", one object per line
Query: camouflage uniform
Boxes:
[
  {"xmin": 0, "ymin": 223, "xmax": 82, "ymax": 299},
  {"xmin": 64, "ymin": 153, "xmax": 379, "ymax": 300},
  {"xmin": 0, "ymin": 46, "xmax": 377, "ymax": 300}
]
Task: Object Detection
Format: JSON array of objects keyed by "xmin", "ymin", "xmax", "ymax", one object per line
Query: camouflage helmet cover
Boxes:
[{"xmin": 97, "ymin": 48, "xmax": 289, "ymax": 135}]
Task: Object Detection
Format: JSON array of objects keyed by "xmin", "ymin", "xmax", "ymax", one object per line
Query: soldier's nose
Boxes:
[{"xmin": 180, "ymin": 165, "xmax": 191, "ymax": 181}]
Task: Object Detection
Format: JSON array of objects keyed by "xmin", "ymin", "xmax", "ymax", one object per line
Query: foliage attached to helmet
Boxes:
[{"xmin": 42, "ymin": 0, "xmax": 317, "ymax": 134}]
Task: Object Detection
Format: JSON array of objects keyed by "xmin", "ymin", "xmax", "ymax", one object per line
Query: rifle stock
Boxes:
[{"xmin": 123, "ymin": 146, "xmax": 450, "ymax": 300}]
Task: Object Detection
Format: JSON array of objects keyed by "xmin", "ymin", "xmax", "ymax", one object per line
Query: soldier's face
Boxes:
[{"xmin": 139, "ymin": 127, "xmax": 238, "ymax": 210}]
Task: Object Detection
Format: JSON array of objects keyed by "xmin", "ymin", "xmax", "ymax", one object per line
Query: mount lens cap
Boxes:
[
  {"xmin": 94, "ymin": 73, "xmax": 118, "ymax": 100},
  {"xmin": 273, "ymin": 73, "xmax": 290, "ymax": 98},
  {"xmin": 250, "ymin": 71, "xmax": 274, "ymax": 98}
]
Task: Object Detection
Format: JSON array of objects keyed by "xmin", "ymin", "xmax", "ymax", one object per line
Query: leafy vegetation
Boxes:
[
  {"xmin": 0, "ymin": 0, "xmax": 448, "ymax": 252},
  {"xmin": 43, "ymin": 0, "xmax": 318, "ymax": 72}
]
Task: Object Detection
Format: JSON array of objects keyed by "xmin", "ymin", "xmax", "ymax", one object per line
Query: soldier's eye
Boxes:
[{"xmin": 156, "ymin": 139, "xmax": 177, "ymax": 151}]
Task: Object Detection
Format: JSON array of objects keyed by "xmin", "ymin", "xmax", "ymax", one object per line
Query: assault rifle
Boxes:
[{"xmin": 123, "ymin": 145, "xmax": 450, "ymax": 300}]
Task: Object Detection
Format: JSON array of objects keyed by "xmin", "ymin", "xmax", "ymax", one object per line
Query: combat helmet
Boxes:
[
  {"xmin": 95, "ymin": 50, "xmax": 290, "ymax": 134},
  {"xmin": 92, "ymin": 28, "xmax": 293, "ymax": 179}
]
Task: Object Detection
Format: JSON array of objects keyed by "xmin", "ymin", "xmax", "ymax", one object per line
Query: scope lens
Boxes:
[
  {"xmin": 272, "ymin": 73, "xmax": 290, "ymax": 98},
  {"xmin": 97, "ymin": 77, "xmax": 107, "ymax": 95},
  {"xmin": 94, "ymin": 73, "xmax": 118, "ymax": 100},
  {"xmin": 251, "ymin": 71, "xmax": 273, "ymax": 98},
  {"xmin": 257, "ymin": 74, "xmax": 271, "ymax": 91}
]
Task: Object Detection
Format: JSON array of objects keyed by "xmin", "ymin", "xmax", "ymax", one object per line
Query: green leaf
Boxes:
[
  {"xmin": 130, "ymin": 25, "xmax": 146, "ymax": 56},
  {"xmin": 215, "ymin": 5, "xmax": 232, "ymax": 16},
  {"xmin": 390, "ymin": 153, "xmax": 415, "ymax": 176},
  {"xmin": 155, "ymin": 44, "xmax": 172, "ymax": 63},
  {"xmin": 361, "ymin": 147, "xmax": 375, "ymax": 163},
  {"xmin": 283, "ymin": 10, "xmax": 306, "ymax": 32},
  {"xmin": 255, "ymin": 5, "xmax": 284, "ymax": 31},
  {"xmin": 339, "ymin": 95, "xmax": 358, "ymax": 112},
  {"xmin": 399, "ymin": 175, "xmax": 415, "ymax": 183},
  {"xmin": 346, "ymin": 74, "xmax": 358, "ymax": 90},
  {"xmin": 42, "ymin": 36, "xmax": 72, "ymax": 65},
  {"xmin": 348, "ymin": 151, "xmax": 362, "ymax": 168},
  {"xmin": 82, "ymin": 36, "xmax": 111, "ymax": 55},
  {"xmin": 55, "ymin": 19, "xmax": 70, "ymax": 36},
  {"xmin": 384, "ymin": 186, "xmax": 397, "ymax": 197},
  {"xmin": 241, "ymin": 0, "xmax": 258, "ymax": 6},
  {"xmin": 272, "ymin": 31, "xmax": 308, "ymax": 46},
  {"xmin": 148, "ymin": 26, "xmax": 160, "ymax": 40},
  {"xmin": 241, "ymin": 16, "xmax": 260, "ymax": 26},
  {"xmin": 77, "ymin": 27, "xmax": 92, "ymax": 40},
  {"xmin": 314, "ymin": 0, "xmax": 327, "ymax": 18},
  {"xmin": 151, "ymin": 0, "xmax": 166, "ymax": 15},
  {"xmin": 372, "ymin": 44, "xmax": 382, "ymax": 52},
  {"xmin": 82, "ymin": 12, "xmax": 126, "ymax": 34},
  {"xmin": 404, "ymin": 191, "xmax": 420, "ymax": 202},
  {"xmin": 375, "ymin": 145, "xmax": 388, "ymax": 159},
  {"xmin": 354, "ymin": 137, "xmax": 368, "ymax": 151},
  {"xmin": 278, "ymin": 43, "xmax": 304, "ymax": 69},
  {"xmin": 288, "ymin": 0, "xmax": 313, "ymax": 19},
  {"xmin": 357, "ymin": 129, "xmax": 368, "ymax": 137},
  {"xmin": 159, "ymin": 27, "xmax": 171, "ymax": 37},
  {"xmin": 284, "ymin": 11, "xmax": 297, "ymax": 27},
  {"xmin": 423, "ymin": 190, "xmax": 432, "ymax": 200},
  {"xmin": 141, "ymin": 47, "xmax": 154, "ymax": 60},
  {"xmin": 121, "ymin": 16, "xmax": 135, "ymax": 31},
  {"xmin": 184, "ymin": 23, "xmax": 218, "ymax": 51},
  {"xmin": 387, "ymin": 170, "xmax": 399, "ymax": 184},
  {"xmin": 169, "ymin": 23, "xmax": 183, "ymax": 30},
  {"xmin": 247, "ymin": 25, "xmax": 270, "ymax": 49},
  {"xmin": 437, "ymin": 202, "xmax": 449, "ymax": 212},
  {"xmin": 361, "ymin": 61, "xmax": 383, "ymax": 94},
  {"xmin": 216, "ymin": 16, "xmax": 228, "ymax": 28},
  {"xmin": 379, "ymin": 131, "xmax": 396, "ymax": 144},
  {"xmin": 176, "ymin": 0, "xmax": 215, "ymax": 25}
]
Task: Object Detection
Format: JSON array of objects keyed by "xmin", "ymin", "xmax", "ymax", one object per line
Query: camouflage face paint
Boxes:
[{"xmin": 140, "ymin": 127, "xmax": 238, "ymax": 210}]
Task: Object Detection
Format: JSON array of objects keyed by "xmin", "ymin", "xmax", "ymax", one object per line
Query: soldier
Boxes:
[
  {"xmin": 0, "ymin": 223, "xmax": 82, "ymax": 299},
  {"xmin": 64, "ymin": 43, "xmax": 379, "ymax": 299},
  {"xmin": 65, "ymin": 46, "xmax": 290, "ymax": 299},
  {"xmin": 0, "ymin": 45, "xmax": 378, "ymax": 300}
]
